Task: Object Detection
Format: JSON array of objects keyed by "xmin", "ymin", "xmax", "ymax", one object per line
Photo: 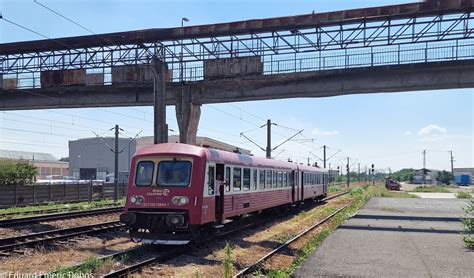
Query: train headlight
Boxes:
[
  {"xmin": 130, "ymin": 195, "xmax": 144, "ymax": 205},
  {"xmin": 171, "ymin": 196, "xmax": 189, "ymax": 206}
]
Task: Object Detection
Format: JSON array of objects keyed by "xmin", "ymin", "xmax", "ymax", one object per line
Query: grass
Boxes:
[
  {"xmin": 52, "ymin": 256, "xmax": 113, "ymax": 275},
  {"xmin": 223, "ymin": 242, "xmax": 233, "ymax": 278},
  {"xmin": 461, "ymin": 200, "xmax": 474, "ymax": 249},
  {"xmin": 0, "ymin": 198, "xmax": 125, "ymax": 217},
  {"xmin": 328, "ymin": 185, "xmax": 342, "ymax": 193},
  {"xmin": 412, "ymin": 186, "xmax": 450, "ymax": 193},
  {"xmin": 370, "ymin": 186, "xmax": 417, "ymax": 198},
  {"xmin": 456, "ymin": 192, "xmax": 472, "ymax": 199}
]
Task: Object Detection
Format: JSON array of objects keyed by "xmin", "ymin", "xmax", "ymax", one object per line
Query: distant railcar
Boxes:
[{"xmin": 120, "ymin": 143, "xmax": 328, "ymax": 245}]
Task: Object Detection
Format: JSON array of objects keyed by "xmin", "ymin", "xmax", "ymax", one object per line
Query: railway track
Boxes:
[
  {"xmin": 234, "ymin": 201, "xmax": 354, "ymax": 277},
  {"xmin": 0, "ymin": 203, "xmax": 122, "ymax": 219},
  {"xmin": 0, "ymin": 220, "xmax": 125, "ymax": 256},
  {"xmin": 85, "ymin": 190, "xmax": 353, "ymax": 278},
  {"xmin": 0, "ymin": 207, "xmax": 123, "ymax": 228}
]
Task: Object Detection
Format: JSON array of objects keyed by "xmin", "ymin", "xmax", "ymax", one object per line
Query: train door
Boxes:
[
  {"xmin": 215, "ymin": 164, "xmax": 225, "ymax": 223},
  {"xmin": 291, "ymin": 170, "xmax": 296, "ymax": 203},
  {"xmin": 300, "ymin": 171, "xmax": 305, "ymax": 202}
]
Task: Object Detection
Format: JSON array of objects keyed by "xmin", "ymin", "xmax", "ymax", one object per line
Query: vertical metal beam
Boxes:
[
  {"xmin": 114, "ymin": 124, "xmax": 119, "ymax": 202},
  {"xmin": 266, "ymin": 119, "xmax": 272, "ymax": 159},
  {"xmin": 151, "ymin": 59, "xmax": 168, "ymax": 144}
]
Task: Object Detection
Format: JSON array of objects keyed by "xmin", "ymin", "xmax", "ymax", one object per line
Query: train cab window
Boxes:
[
  {"xmin": 252, "ymin": 169, "xmax": 258, "ymax": 190},
  {"xmin": 233, "ymin": 167, "xmax": 242, "ymax": 191},
  {"xmin": 157, "ymin": 161, "xmax": 192, "ymax": 187},
  {"xmin": 225, "ymin": 167, "xmax": 231, "ymax": 192},
  {"xmin": 259, "ymin": 170, "xmax": 266, "ymax": 189},
  {"xmin": 207, "ymin": 165, "xmax": 215, "ymax": 195},
  {"xmin": 266, "ymin": 170, "xmax": 272, "ymax": 189},
  {"xmin": 243, "ymin": 168, "xmax": 251, "ymax": 191},
  {"xmin": 135, "ymin": 161, "xmax": 154, "ymax": 187}
]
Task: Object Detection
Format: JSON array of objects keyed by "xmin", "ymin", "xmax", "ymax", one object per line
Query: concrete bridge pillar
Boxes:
[
  {"xmin": 176, "ymin": 87, "xmax": 201, "ymax": 145},
  {"xmin": 151, "ymin": 59, "xmax": 168, "ymax": 144}
]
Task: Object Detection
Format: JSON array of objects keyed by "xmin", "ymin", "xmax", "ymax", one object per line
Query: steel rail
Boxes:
[
  {"xmin": 234, "ymin": 201, "xmax": 354, "ymax": 277},
  {"xmin": 0, "ymin": 207, "xmax": 123, "ymax": 228},
  {"xmin": 0, "ymin": 220, "xmax": 125, "ymax": 255},
  {"xmin": 0, "ymin": 204, "xmax": 121, "ymax": 219},
  {"xmin": 101, "ymin": 190, "xmax": 352, "ymax": 278}
]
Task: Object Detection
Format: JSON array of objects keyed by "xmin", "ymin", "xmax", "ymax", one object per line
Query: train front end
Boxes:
[{"xmin": 120, "ymin": 143, "xmax": 205, "ymax": 245}]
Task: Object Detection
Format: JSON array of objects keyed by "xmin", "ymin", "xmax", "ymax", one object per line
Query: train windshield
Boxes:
[{"xmin": 157, "ymin": 161, "xmax": 192, "ymax": 187}]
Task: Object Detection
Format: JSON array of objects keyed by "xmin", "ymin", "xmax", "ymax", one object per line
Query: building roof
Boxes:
[
  {"xmin": 0, "ymin": 149, "xmax": 58, "ymax": 162},
  {"xmin": 136, "ymin": 135, "xmax": 252, "ymax": 155},
  {"xmin": 454, "ymin": 168, "xmax": 474, "ymax": 172}
]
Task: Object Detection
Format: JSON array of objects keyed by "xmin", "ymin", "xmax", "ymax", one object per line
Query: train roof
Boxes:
[{"xmin": 135, "ymin": 143, "xmax": 327, "ymax": 172}]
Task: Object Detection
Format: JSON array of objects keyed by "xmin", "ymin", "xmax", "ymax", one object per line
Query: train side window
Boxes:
[
  {"xmin": 259, "ymin": 170, "xmax": 265, "ymax": 189},
  {"xmin": 284, "ymin": 172, "xmax": 288, "ymax": 187},
  {"xmin": 233, "ymin": 167, "xmax": 242, "ymax": 191},
  {"xmin": 135, "ymin": 161, "xmax": 154, "ymax": 187},
  {"xmin": 207, "ymin": 165, "xmax": 215, "ymax": 195},
  {"xmin": 243, "ymin": 168, "xmax": 251, "ymax": 191},
  {"xmin": 275, "ymin": 172, "xmax": 278, "ymax": 188},
  {"xmin": 266, "ymin": 170, "xmax": 272, "ymax": 189},
  {"xmin": 225, "ymin": 166, "xmax": 231, "ymax": 192},
  {"xmin": 252, "ymin": 169, "xmax": 258, "ymax": 190},
  {"xmin": 277, "ymin": 172, "xmax": 282, "ymax": 187}
]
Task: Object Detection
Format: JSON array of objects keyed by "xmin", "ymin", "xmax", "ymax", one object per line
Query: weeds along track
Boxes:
[
  {"xmin": 0, "ymin": 207, "xmax": 123, "ymax": 228},
  {"xmin": 69, "ymin": 190, "xmax": 353, "ymax": 278},
  {"xmin": 0, "ymin": 203, "xmax": 122, "ymax": 219},
  {"xmin": 0, "ymin": 220, "xmax": 125, "ymax": 256}
]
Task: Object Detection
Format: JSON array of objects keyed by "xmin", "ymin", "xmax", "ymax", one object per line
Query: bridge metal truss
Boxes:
[{"xmin": 2, "ymin": 9, "xmax": 474, "ymax": 84}]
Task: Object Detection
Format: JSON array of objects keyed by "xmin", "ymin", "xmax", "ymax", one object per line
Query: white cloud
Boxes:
[
  {"xmin": 418, "ymin": 125, "xmax": 447, "ymax": 137},
  {"xmin": 312, "ymin": 128, "xmax": 340, "ymax": 136},
  {"xmin": 404, "ymin": 131, "xmax": 412, "ymax": 136},
  {"xmin": 418, "ymin": 125, "xmax": 448, "ymax": 142}
]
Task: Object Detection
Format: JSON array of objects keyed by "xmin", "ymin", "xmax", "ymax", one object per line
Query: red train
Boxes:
[{"xmin": 120, "ymin": 143, "xmax": 328, "ymax": 244}]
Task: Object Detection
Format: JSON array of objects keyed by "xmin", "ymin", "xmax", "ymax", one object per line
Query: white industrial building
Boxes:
[{"xmin": 69, "ymin": 136, "xmax": 251, "ymax": 180}]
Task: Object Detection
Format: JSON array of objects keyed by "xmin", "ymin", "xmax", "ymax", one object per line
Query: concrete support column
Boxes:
[
  {"xmin": 151, "ymin": 59, "xmax": 168, "ymax": 144},
  {"xmin": 176, "ymin": 87, "xmax": 201, "ymax": 145}
]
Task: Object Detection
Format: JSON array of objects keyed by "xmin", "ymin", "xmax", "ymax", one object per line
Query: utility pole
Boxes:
[
  {"xmin": 423, "ymin": 150, "xmax": 427, "ymax": 184},
  {"xmin": 371, "ymin": 164, "xmax": 375, "ymax": 186},
  {"xmin": 346, "ymin": 157, "xmax": 350, "ymax": 188},
  {"xmin": 358, "ymin": 163, "xmax": 361, "ymax": 182},
  {"xmin": 450, "ymin": 150, "xmax": 454, "ymax": 175},
  {"xmin": 307, "ymin": 157, "xmax": 310, "ymax": 166},
  {"xmin": 266, "ymin": 119, "xmax": 272, "ymax": 159},
  {"xmin": 365, "ymin": 165, "xmax": 367, "ymax": 182},
  {"xmin": 323, "ymin": 145, "xmax": 327, "ymax": 168},
  {"xmin": 114, "ymin": 125, "xmax": 119, "ymax": 202}
]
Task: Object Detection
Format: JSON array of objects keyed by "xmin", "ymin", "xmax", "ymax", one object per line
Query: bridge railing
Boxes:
[{"xmin": 4, "ymin": 38, "xmax": 474, "ymax": 89}]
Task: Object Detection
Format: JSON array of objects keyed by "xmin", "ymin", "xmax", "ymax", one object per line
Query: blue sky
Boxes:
[{"xmin": 1, "ymin": 0, "xmax": 473, "ymax": 172}]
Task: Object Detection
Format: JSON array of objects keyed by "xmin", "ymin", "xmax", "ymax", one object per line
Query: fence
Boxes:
[{"xmin": 0, "ymin": 183, "xmax": 127, "ymax": 207}]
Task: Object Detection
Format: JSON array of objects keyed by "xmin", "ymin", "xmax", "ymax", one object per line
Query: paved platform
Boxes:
[
  {"xmin": 409, "ymin": 192, "xmax": 456, "ymax": 198},
  {"xmin": 293, "ymin": 197, "xmax": 473, "ymax": 278}
]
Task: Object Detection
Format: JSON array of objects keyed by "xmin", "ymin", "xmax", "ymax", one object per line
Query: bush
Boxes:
[
  {"xmin": 436, "ymin": 170, "xmax": 454, "ymax": 185},
  {"xmin": 0, "ymin": 160, "xmax": 37, "ymax": 186},
  {"xmin": 462, "ymin": 200, "xmax": 474, "ymax": 249}
]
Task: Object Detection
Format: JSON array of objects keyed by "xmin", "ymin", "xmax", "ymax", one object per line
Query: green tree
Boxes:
[
  {"xmin": 59, "ymin": 157, "xmax": 69, "ymax": 162},
  {"xmin": 0, "ymin": 160, "xmax": 37, "ymax": 186},
  {"xmin": 391, "ymin": 168, "xmax": 415, "ymax": 183},
  {"xmin": 436, "ymin": 170, "xmax": 454, "ymax": 185}
]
